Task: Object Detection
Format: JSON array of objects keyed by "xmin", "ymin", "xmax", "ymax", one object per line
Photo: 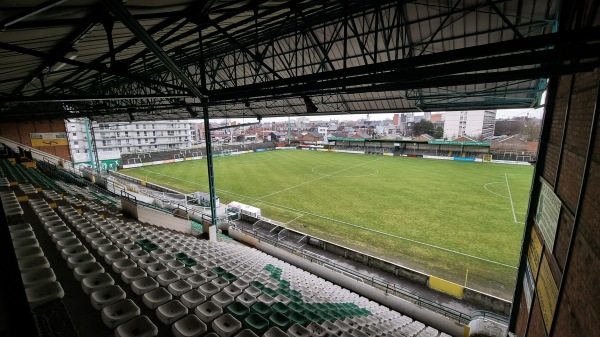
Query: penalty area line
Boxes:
[{"xmin": 505, "ymin": 173, "xmax": 518, "ymax": 223}]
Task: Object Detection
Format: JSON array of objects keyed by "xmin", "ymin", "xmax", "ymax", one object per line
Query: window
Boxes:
[
  {"xmin": 73, "ymin": 141, "xmax": 78, "ymax": 145},
  {"xmin": 72, "ymin": 132, "xmax": 76, "ymax": 136}
]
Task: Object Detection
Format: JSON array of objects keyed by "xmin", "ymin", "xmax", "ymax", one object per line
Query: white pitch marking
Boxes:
[
  {"xmin": 505, "ymin": 173, "xmax": 518, "ymax": 223},
  {"xmin": 483, "ymin": 182, "xmax": 509, "ymax": 198}
]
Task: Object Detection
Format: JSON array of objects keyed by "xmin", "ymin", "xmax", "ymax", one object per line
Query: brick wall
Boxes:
[
  {"xmin": 513, "ymin": 3, "xmax": 600, "ymax": 334},
  {"xmin": 0, "ymin": 120, "xmax": 71, "ymax": 161}
]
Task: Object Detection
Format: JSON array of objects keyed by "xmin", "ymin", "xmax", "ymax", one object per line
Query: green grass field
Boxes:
[{"xmin": 120, "ymin": 150, "xmax": 533, "ymax": 299}]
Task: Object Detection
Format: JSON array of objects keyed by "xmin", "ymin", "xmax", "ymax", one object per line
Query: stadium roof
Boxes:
[{"xmin": 0, "ymin": 0, "xmax": 598, "ymax": 123}]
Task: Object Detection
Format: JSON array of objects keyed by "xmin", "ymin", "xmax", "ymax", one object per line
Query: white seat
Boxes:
[
  {"xmin": 98, "ymin": 244, "xmax": 120, "ymax": 257},
  {"xmin": 67, "ymin": 253, "xmax": 96, "ymax": 269},
  {"xmin": 91, "ymin": 238, "xmax": 112, "ymax": 250},
  {"xmin": 82, "ymin": 273, "xmax": 114, "ymax": 294},
  {"xmin": 105, "ymin": 251, "xmax": 128, "ymax": 265},
  {"xmin": 138, "ymin": 256, "xmax": 159, "ymax": 269},
  {"xmin": 56, "ymin": 238, "xmax": 81, "ymax": 250},
  {"xmin": 186, "ymin": 274, "xmax": 207, "ymax": 288},
  {"xmin": 13, "ymin": 238, "xmax": 40, "ymax": 249},
  {"xmin": 15, "ymin": 246, "xmax": 44, "ymax": 259},
  {"xmin": 60, "ymin": 244, "xmax": 88, "ymax": 260},
  {"xmin": 114, "ymin": 315, "xmax": 158, "ymax": 337},
  {"xmin": 146, "ymin": 261, "xmax": 169, "ymax": 277},
  {"xmin": 211, "ymin": 313, "xmax": 242, "ymax": 337},
  {"xmin": 130, "ymin": 250, "xmax": 149, "ymax": 261},
  {"xmin": 321, "ymin": 321, "xmax": 340, "ymax": 335},
  {"xmin": 142, "ymin": 287, "xmax": 172, "ymax": 309},
  {"xmin": 180, "ymin": 289, "xmax": 206, "ymax": 309},
  {"xmin": 198, "ymin": 282, "xmax": 219, "ymax": 298},
  {"xmin": 121, "ymin": 267, "xmax": 147, "ymax": 284},
  {"xmin": 172, "ymin": 314, "xmax": 207, "ymax": 337},
  {"xmin": 236, "ymin": 293, "xmax": 256, "ymax": 307},
  {"xmin": 306, "ymin": 323, "xmax": 327, "ymax": 337},
  {"xmin": 194, "ymin": 300, "xmax": 223, "ymax": 323},
  {"xmin": 10, "ymin": 229, "xmax": 35, "ymax": 240},
  {"xmin": 18, "ymin": 256, "xmax": 50, "ymax": 272},
  {"xmin": 90, "ymin": 285, "xmax": 126, "ymax": 310},
  {"xmin": 156, "ymin": 300, "xmax": 188, "ymax": 325},
  {"xmin": 21, "ymin": 268, "xmax": 56, "ymax": 288},
  {"xmin": 131, "ymin": 276, "xmax": 160, "ymax": 296},
  {"xmin": 168, "ymin": 279, "xmax": 193, "ymax": 296},
  {"xmin": 113, "ymin": 259, "xmax": 137, "ymax": 273},
  {"xmin": 212, "ymin": 291, "xmax": 234, "ymax": 308},
  {"xmin": 235, "ymin": 330, "xmax": 259, "ymax": 337},
  {"xmin": 223, "ymin": 284, "xmax": 242, "ymax": 298},
  {"xmin": 25, "ymin": 281, "xmax": 64, "ymax": 308},
  {"xmin": 264, "ymin": 327, "xmax": 289, "ymax": 337},
  {"xmin": 157, "ymin": 270, "xmax": 180, "ymax": 286},
  {"xmin": 176, "ymin": 267, "xmax": 195, "ymax": 279},
  {"xmin": 101, "ymin": 299, "xmax": 140, "ymax": 328},
  {"xmin": 73, "ymin": 262, "xmax": 105, "ymax": 281},
  {"xmin": 287, "ymin": 323, "xmax": 310, "ymax": 337}
]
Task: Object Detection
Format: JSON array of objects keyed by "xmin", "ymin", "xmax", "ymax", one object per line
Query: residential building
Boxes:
[
  {"xmin": 443, "ymin": 110, "xmax": 496, "ymax": 140},
  {"xmin": 65, "ymin": 118, "xmax": 193, "ymax": 166}
]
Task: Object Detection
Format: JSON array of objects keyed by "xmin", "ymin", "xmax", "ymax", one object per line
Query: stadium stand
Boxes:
[{"xmin": 2, "ymin": 158, "xmax": 457, "ymax": 336}]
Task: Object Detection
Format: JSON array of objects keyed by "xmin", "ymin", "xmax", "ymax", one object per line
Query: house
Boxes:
[
  {"xmin": 413, "ymin": 134, "xmax": 434, "ymax": 141},
  {"xmin": 268, "ymin": 132, "xmax": 287, "ymax": 142},
  {"xmin": 298, "ymin": 132, "xmax": 323, "ymax": 144}
]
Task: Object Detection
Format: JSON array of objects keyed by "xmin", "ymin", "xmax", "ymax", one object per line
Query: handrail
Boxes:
[
  {"xmin": 470, "ymin": 310, "xmax": 510, "ymax": 325},
  {"xmin": 231, "ymin": 224, "xmax": 476, "ymax": 325}
]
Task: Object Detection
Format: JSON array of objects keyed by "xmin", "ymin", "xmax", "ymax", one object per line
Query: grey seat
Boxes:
[
  {"xmin": 15, "ymin": 246, "xmax": 44, "ymax": 260},
  {"xmin": 138, "ymin": 257, "xmax": 160, "ymax": 269},
  {"xmin": 156, "ymin": 300, "xmax": 188, "ymax": 325},
  {"xmin": 286, "ymin": 324, "xmax": 310, "ymax": 337},
  {"xmin": 121, "ymin": 267, "xmax": 147, "ymax": 284},
  {"xmin": 101, "ymin": 299, "xmax": 140, "ymax": 328},
  {"xmin": 195, "ymin": 300, "xmax": 223, "ymax": 323},
  {"xmin": 142, "ymin": 287, "xmax": 172, "ymax": 309},
  {"xmin": 73, "ymin": 262, "xmax": 105, "ymax": 281},
  {"xmin": 61, "ymin": 245, "xmax": 89, "ymax": 260},
  {"xmin": 172, "ymin": 314, "xmax": 207, "ymax": 337},
  {"xmin": 25, "ymin": 281, "xmax": 64, "ymax": 308},
  {"xmin": 21, "ymin": 268, "xmax": 56, "ymax": 288},
  {"xmin": 212, "ymin": 291, "xmax": 234, "ymax": 308},
  {"xmin": 114, "ymin": 315, "xmax": 158, "ymax": 337},
  {"xmin": 82, "ymin": 273, "xmax": 115, "ymax": 294},
  {"xmin": 104, "ymin": 251, "xmax": 127, "ymax": 265},
  {"xmin": 90, "ymin": 285, "xmax": 126, "ymax": 310},
  {"xmin": 168, "ymin": 279, "xmax": 193, "ymax": 296},
  {"xmin": 51, "ymin": 231, "xmax": 76, "ymax": 243},
  {"xmin": 236, "ymin": 293, "xmax": 256, "ymax": 307},
  {"xmin": 264, "ymin": 327, "xmax": 289, "ymax": 337},
  {"xmin": 157, "ymin": 270, "xmax": 180, "ymax": 286},
  {"xmin": 113, "ymin": 259, "xmax": 137, "ymax": 273},
  {"xmin": 98, "ymin": 244, "xmax": 119, "ymax": 257},
  {"xmin": 131, "ymin": 276, "xmax": 159, "ymax": 295},
  {"xmin": 130, "ymin": 250, "xmax": 149, "ymax": 261},
  {"xmin": 198, "ymin": 282, "xmax": 219, "ymax": 298},
  {"xmin": 211, "ymin": 313, "xmax": 242, "ymax": 337},
  {"xmin": 235, "ymin": 330, "xmax": 259, "ymax": 337},
  {"xmin": 176, "ymin": 267, "xmax": 195, "ymax": 279},
  {"xmin": 67, "ymin": 253, "xmax": 96, "ymax": 269},
  {"xmin": 180, "ymin": 289, "xmax": 206, "ymax": 308},
  {"xmin": 223, "ymin": 284, "xmax": 242, "ymax": 297},
  {"xmin": 18, "ymin": 256, "xmax": 50, "ymax": 272}
]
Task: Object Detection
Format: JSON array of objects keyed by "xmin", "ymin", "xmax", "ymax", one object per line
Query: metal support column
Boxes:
[
  {"xmin": 203, "ymin": 101, "xmax": 218, "ymax": 231},
  {"xmin": 84, "ymin": 117, "xmax": 100, "ymax": 174}
]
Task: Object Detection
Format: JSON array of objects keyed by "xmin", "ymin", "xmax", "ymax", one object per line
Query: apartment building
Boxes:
[{"xmin": 443, "ymin": 110, "xmax": 496, "ymax": 140}]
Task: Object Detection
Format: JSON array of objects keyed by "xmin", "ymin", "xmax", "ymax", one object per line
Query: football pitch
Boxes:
[{"xmin": 120, "ymin": 150, "xmax": 533, "ymax": 299}]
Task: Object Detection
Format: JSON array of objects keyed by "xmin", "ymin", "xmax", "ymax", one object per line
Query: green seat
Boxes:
[
  {"xmin": 304, "ymin": 311, "xmax": 322, "ymax": 323},
  {"xmin": 264, "ymin": 264, "xmax": 274, "ymax": 272},
  {"xmin": 268, "ymin": 312, "xmax": 290, "ymax": 330},
  {"xmin": 289, "ymin": 311, "xmax": 308, "ymax": 325},
  {"xmin": 272, "ymin": 302, "xmax": 290, "ymax": 315},
  {"xmin": 262, "ymin": 287, "xmax": 277, "ymax": 297},
  {"xmin": 226, "ymin": 302, "xmax": 249, "ymax": 321},
  {"xmin": 222, "ymin": 272, "xmax": 237, "ymax": 282},
  {"xmin": 289, "ymin": 290, "xmax": 302, "ymax": 298},
  {"xmin": 279, "ymin": 280, "xmax": 290, "ymax": 287},
  {"xmin": 320, "ymin": 311, "xmax": 334, "ymax": 322},
  {"xmin": 289, "ymin": 302, "xmax": 304, "ymax": 314},
  {"xmin": 136, "ymin": 239, "xmax": 151, "ymax": 246},
  {"xmin": 174, "ymin": 252, "xmax": 188, "ymax": 261},
  {"xmin": 249, "ymin": 281, "xmax": 264, "ymax": 290},
  {"xmin": 212, "ymin": 266, "xmax": 227, "ymax": 276},
  {"xmin": 143, "ymin": 243, "xmax": 158, "ymax": 252},
  {"xmin": 243, "ymin": 314, "xmax": 269, "ymax": 335},
  {"xmin": 290, "ymin": 296, "xmax": 303, "ymax": 304},
  {"xmin": 250, "ymin": 302, "xmax": 271, "ymax": 317},
  {"xmin": 182, "ymin": 258, "xmax": 197, "ymax": 267}
]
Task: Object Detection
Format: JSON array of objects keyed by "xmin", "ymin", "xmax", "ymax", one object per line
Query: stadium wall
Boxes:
[
  {"xmin": 511, "ymin": 4, "xmax": 600, "ymax": 336},
  {"xmin": 0, "ymin": 120, "xmax": 71, "ymax": 161}
]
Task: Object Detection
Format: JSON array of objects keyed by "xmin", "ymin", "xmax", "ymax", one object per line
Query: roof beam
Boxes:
[
  {"xmin": 0, "ymin": 94, "xmax": 192, "ymax": 104},
  {"xmin": 99, "ymin": 0, "xmax": 208, "ymax": 99},
  {"xmin": 0, "ymin": 0, "xmax": 68, "ymax": 31},
  {"xmin": 0, "ymin": 42, "xmax": 188, "ymax": 92}
]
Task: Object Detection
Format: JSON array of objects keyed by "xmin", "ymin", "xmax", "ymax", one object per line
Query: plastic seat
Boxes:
[
  {"xmin": 142, "ymin": 287, "xmax": 172, "ymax": 309},
  {"xmin": 172, "ymin": 314, "xmax": 207, "ymax": 337},
  {"xmin": 98, "ymin": 244, "xmax": 119, "ymax": 257},
  {"xmin": 90, "ymin": 285, "xmax": 126, "ymax": 310},
  {"xmin": 21, "ymin": 268, "xmax": 56, "ymax": 288},
  {"xmin": 211, "ymin": 313, "xmax": 242, "ymax": 337},
  {"xmin": 123, "ymin": 243, "xmax": 142, "ymax": 255},
  {"xmin": 225, "ymin": 302, "xmax": 249, "ymax": 322},
  {"xmin": 104, "ymin": 251, "xmax": 127, "ymax": 265},
  {"xmin": 212, "ymin": 277, "xmax": 230, "ymax": 290},
  {"xmin": 198, "ymin": 282, "xmax": 219, "ymax": 298},
  {"xmin": 306, "ymin": 323, "xmax": 327, "ymax": 337},
  {"xmin": 91, "ymin": 238, "xmax": 112, "ymax": 250},
  {"xmin": 264, "ymin": 327, "xmax": 289, "ymax": 337},
  {"xmin": 74, "ymin": 262, "xmax": 105, "ymax": 281},
  {"xmin": 176, "ymin": 267, "xmax": 195, "ymax": 279},
  {"xmin": 156, "ymin": 300, "xmax": 188, "ymax": 325},
  {"xmin": 82, "ymin": 273, "xmax": 114, "ymax": 294},
  {"xmin": 25, "ymin": 281, "xmax": 64, "ymax": 308},
  {"xmin": 235, "ymin": 329, "xmax": 258, "ymax": 337},
  {"xmin": 243, "ymin": 286, "xmax": 261, "ymax": 297},
  {"xmin": 235, "ymin": 293, "xmax": 256, "ymax": 307},
  {"xmin": 286, "ymin": 323, "xmax": 310, "ymax": 337},
  {"xmin": 269, "ymin": 312, "xmax": 291, "ymax": 330},
  {"xmin": 85, "ymin": 232, "xmax": 105, "ymax": 243},
  {"xmin": 157, "ymin": 270, "xmax": 180, "ymax": 286},
  {"xmin": 131, "ymin": 276, "xmax": 160, "ymax": 295},
  {"xmin": 257, "ymin": 293, "xmax": 274, "ymax": 306},
  {"xmin": 194, "ymin": 300, "xmax": 223, "ymax": 323},
  {"xmin": 61, "ymin": 245, "xmax": 89, "ymax": 260},
  {"xmin": 114, "ymin": 315, "xmax": 158, "ymax": 337},
  {"xmin": 137, "ymin": 256, "xmax": 159, "ymax": 269},
  {"xmin": 168, "ymin": 279, "xmax": 193, "ymax": 296},
  {"xmin": 186, "ymin": 274, "xmax": 207, "ymax": 288},
  {"xmin": 130, "ymin": 250, "xmax": 149, "ymax": 261},
  {"xmin": 101, "ymin": 299, "xmax": 141, "ymax": 328},
  {"xmin": 321, "ymin": 321, "xmax": 340, "ymax": 335},
  {"xmin": 113, "ymin": 259, "xmax": 137, "ymax": 273},
  {"xmin": 15, "ymin": 246, "xmax": 44, "ymax": 260},
  {"xmin": 67, "ymin": 253, "xmax": 96, "ymax": 269},
  {"xmin": 180, "ymin": 289, "xmax": 206, "ymax": 308},
  {"xmin": 243, "ymin": 314, "xmax": 269, "ymax": 335},
  {"xmin": 223, "ymin": 284, "xmax": 242, "ymax": 298},
  {"xmin": 18, "ymin": 256, "xmax": 50, "ymax": 272},
  {"xmin": 14, "ymin": 238, "xmax": 40, "ymax": 250},
  {"xmin": 121, "ymin": 267, "xmax": 148, "ymax": 284},
  {"xmin": 212, "ymin": 291, "xmax": 234, "ymax": 308},
  {"xmin": 146, "ymin": 262, "xmax": 168, "ymax": 277}
]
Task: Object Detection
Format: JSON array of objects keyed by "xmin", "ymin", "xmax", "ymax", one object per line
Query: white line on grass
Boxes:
[
  {"xmin": 483, "ymin": 182, "xmax": 509, "ymax": 198},
  {"xmin": 257, "ymin": 157, "xmax": 383, "ymax": 200},
  {"xmin": 137, "ymin": 166, "xmax": 517, "ymax": 269},
  {"xmin": 505, "ymin": 173, "xmax": 518, "ymax": 223}
]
